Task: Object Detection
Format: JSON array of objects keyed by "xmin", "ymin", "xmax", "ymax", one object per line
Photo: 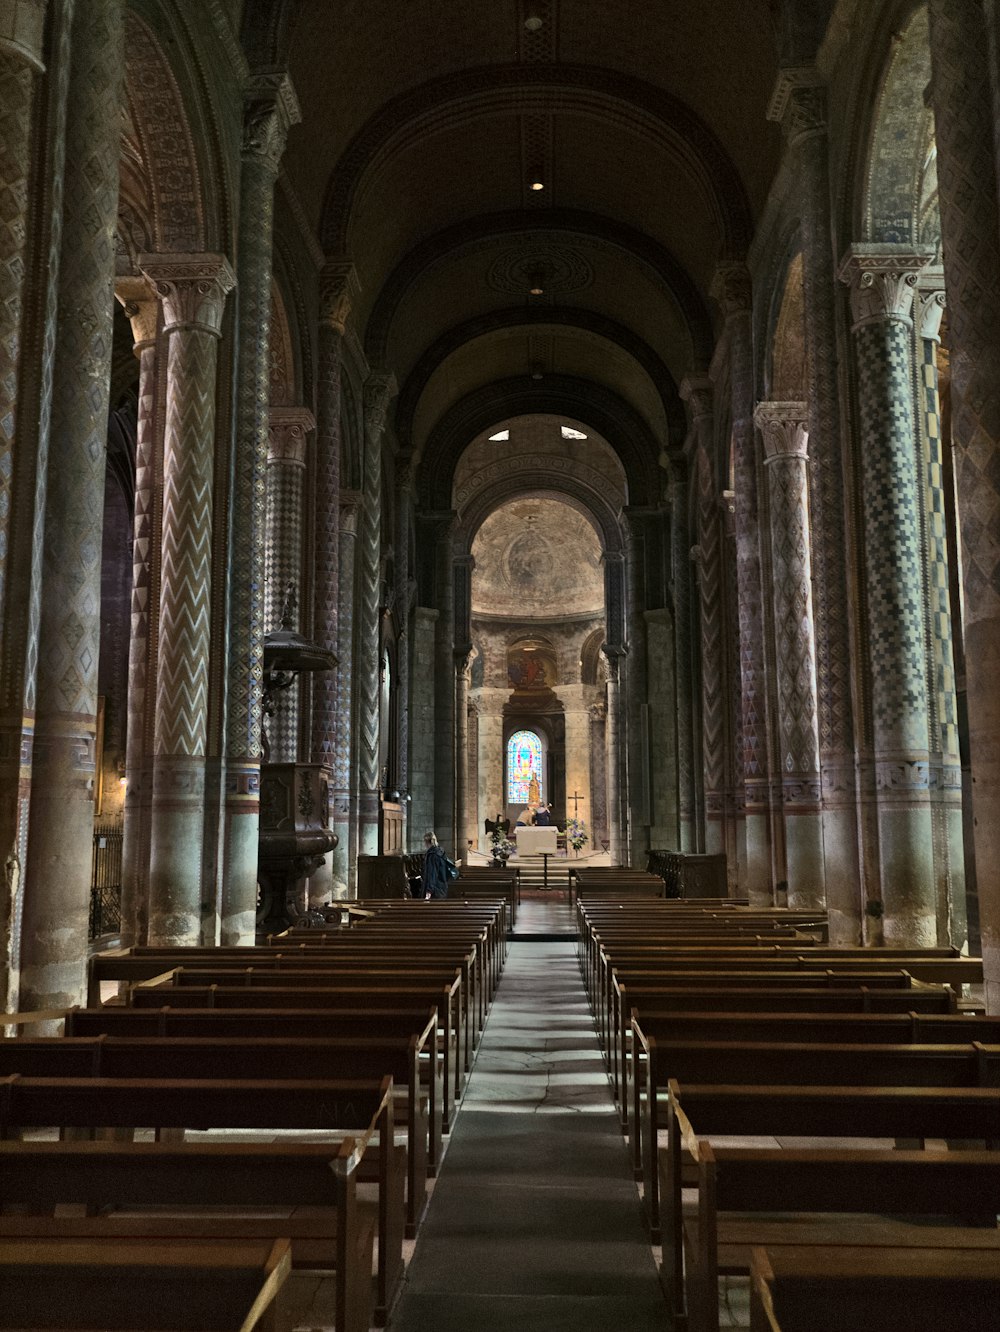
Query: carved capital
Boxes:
[
  {"xmin": 139, "ymin": 253, "xmax": 237, "ymax": 337},
  {"xmin": 268, "ymin": 405, "xmax": 315, "ymax": 467},
  {"xmin": 754, "ymin": 400, "xmax": 809, "ymax": 461},
  {"xmin": 319, "ymin": 259, "xmax": 360, "ymax": 334},
  {"xmin": 589, "ymin": 701, "xmax": 607, "ymax": 722},
  {"xmin": 711, "ymin": 261, "xmax": 752, "ymax": 319},
  {"xmin": 838, "ymin": 245, "xmax": 934, "ymax": 330},
  {"xmin": 395, "ymin": 449, "xmax": 416, "ymax": 495},
  {"xmin": 339, "ymin": 488, "xmax": 364, "ymax": 536},
  {"xmin": 0, "ymin": 0, "xmax": 47, "ymax": 72},
  {"xmin": 767, "ymin": 68, "xmax": 826, "ymax": 145},
  {"xmin": 364, "ymin": 371, "xmax": 396, "ymax": 439},
  {"xmin": 114, "ymin": 275, "xmax": 159, "ymax": 350},
  {"xmin": 242, "ymin": 70, "xmax": 300, "ymax": 174},
  {"xmin": 680, "ymin": 374, "xmax": 713, "ymax": 423},
  {"xmin": 915, "ymin": 267, "xmax": 947, "ymax": 343}
]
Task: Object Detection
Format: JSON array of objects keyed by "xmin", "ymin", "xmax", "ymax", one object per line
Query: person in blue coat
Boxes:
[{"xmin": 422, "ymin": 831, "xmax": 450, "ymax": 899}]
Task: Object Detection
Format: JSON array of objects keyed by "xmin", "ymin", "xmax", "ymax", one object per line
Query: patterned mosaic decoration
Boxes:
[{"xmin": 359, "ymin": 375, "xmax": 393, "ymax": 824}]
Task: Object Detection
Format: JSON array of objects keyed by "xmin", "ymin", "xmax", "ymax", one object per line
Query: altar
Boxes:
[{"xmin": 515, "ymin": 826, "xmax": 558, "ymax": 857}]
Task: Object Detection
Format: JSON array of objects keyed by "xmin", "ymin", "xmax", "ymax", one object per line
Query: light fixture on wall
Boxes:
[
  {"xmin": 524, "ymin": 15, "xmax": 543, "ymax": 32},
  {"xmin": 529, "ymin": 179, "xmax": 544, "ymax": 192}
]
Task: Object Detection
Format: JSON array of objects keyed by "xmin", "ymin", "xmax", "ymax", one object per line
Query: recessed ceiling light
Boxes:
[
  {"xmin": 524, "ymin": 16, "xmax": 543, "ymax": 32},
  {"xmin": 530, "ymin": 180, "xmax": 544, "ymax": 192}
]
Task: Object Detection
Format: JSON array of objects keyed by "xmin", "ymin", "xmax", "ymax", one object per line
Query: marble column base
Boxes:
[
  {"xmin": 358, "ymin": 791, "xmax": 380, "ymax": 857},
  {"xmin": 744, "ymin": 810, "xmax": 772, "ymax": 905},
  {"xmin": 879, "ymin": 804, "xmax": 937, "ymax": 947},
  {"xmin": 784, "ymin": 809, "xmax": 826, "ymax": 913},
  {"xmin": 821, "ymin": 804, "xmax": 863, "ymax": 944},
  {"xmin": 219, "ymin": 761, "xmax": 260, "ymax": 945},
  {"xmin": 148, "ymin": 756, "xmax": 207, "ymax": 947}
]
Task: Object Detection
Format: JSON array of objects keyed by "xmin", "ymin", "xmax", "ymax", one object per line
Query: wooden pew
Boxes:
[
  {"xmin": 748, "ymin": 1243, "xmax": 1000, "ymax": 1332},
  {"xmin": 661, "ymin": 1102, "xmax": 1000, "ymax": 1332},
  {"xmin": 631, "ymin": 1032, "xmax": 1000, "ymax": 1240},
  {"xmin": 124, "ymin": 981, "xmax": 464, "ymax": 1129},
  {"xmin": 0, "ymin": 1026, "xmax": 438, "ymax": 1233},
  {"xmin": 0, "ymin": 1236, "xmax": 294, "ymax": 1332}
]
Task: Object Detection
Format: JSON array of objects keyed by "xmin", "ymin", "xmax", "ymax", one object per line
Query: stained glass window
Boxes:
[{"xmin": 507, "ymin": 729, "xmax": 543, "ymax": 805}]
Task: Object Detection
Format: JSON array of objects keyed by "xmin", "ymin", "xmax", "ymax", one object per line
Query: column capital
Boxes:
[
  {"xmin": 364, "ymin": 371, "xmax": 396, "ymax": 438},
  {"xmin": 0, "ymin": 0, "xmax": 47, "ymax": 72},
  {"xmin": 680, "ymin": 374, "xmax": 713, "ymax": 423},
  {"xmin": 754, "ymin": 400, "xmax": 809, "ymax": 461},
  {"xmin": 339, "ymin": 487, "xmax": 364, "ymax": 534},
  {"xmin": 395, "ymin": 449, "xmax": 416, "ymax": 494},
  {"xmin": 915, "ymin": 266, "xmax": 947, "ymax": 342},
  {"xmin": 838, "ymin": 244, "xmax": 935, "ymax": 331},
  {"xmin": 319, "ymin": 258, "xmax": 361, "ymax": 333},
  {"xmin": 114, "ymin": 275, "xmax": 159, "ymax": 351},
  {"xmin": 711, "ymin": 261, "xmax": 752, "ymax": 319},
  {"xmin": 268, "ymin": 405, "xmax": 315, "ymax": 466},
  {"xmin": 242, "ymin": 70, "xmax": 300, "ymax": 174},
  {"xmin": 767, "ymin": 67, "xmax": 826, "ymax": 145},
  {"xmin": 139, "ymin": 253, "xmax": 236, "ymax": 336}
]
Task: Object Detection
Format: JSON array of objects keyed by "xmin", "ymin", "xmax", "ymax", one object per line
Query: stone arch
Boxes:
[
  {"xmin": 320, "ymin": 65, "xmax": 753, "ymax": 256},
  {"xmin": 364, "ymin": 209, "xmax": 714, "ymax": 369},
  {"xmin": 456, "ymin": 478, "xmax": 621, "ymax": 564},
  {"xmin": 767, "ymin": 250, "xmax": 807, "ymax": 401},
  {"xmin": 123, "ymin": 10, "xmax": 207, "ymax": 255},
  {"xmin": 395, "ymin": 305, "xmax": 685, "ymax": 452},
  {"xmin": 269, "ymin": 279, "xmax": 296, "ymax": 408},
  {"xmin": 580, "ymin": 627, "xmax": 605, "ymax": 686},
  {"xmin": 419, "ymin": 377, "xmax": 662, "ymax": 512}
]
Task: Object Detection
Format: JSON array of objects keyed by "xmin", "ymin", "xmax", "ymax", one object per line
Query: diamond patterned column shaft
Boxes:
[
  {"xmin": 623, "ymin": 510, "xmax": 650, "ymax": 867},
  {"xmin": 20, "ymin": 0, "xmax": 124, "ymax": 1012},
  {"xmin": 395, "ymin": 454, "xmax": 413, "ymax": 848},
  {"xmin": 328, "ymin": 491, "xmax": 360, "ymax": 896},
  {"xmin": 140, "ymin": 257, "xmax": 235, "ymax": 949},
  {"xmin": 669, "ymin": 474, "xmax": 697, "ymax": 851},
  {"xmin": 840, "ymin": 247, "xmax": 937, "ymax": 946},
  {"xmin": 929, "ymin": 0, "xmax": 1000, "ymax": 1007}
]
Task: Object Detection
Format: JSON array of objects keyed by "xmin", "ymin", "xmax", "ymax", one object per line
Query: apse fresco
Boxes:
[
  {"xmin": 507, "ymin": 646, "xmax": 556, "ymax": 688},
  {"xmin": 507, "ymin": 729, "xmax": 543, "ymax": 805}
]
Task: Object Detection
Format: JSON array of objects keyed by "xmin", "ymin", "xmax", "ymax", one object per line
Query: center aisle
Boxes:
[{"xmin": 387, "ymin": 941, "xmax": 670, "ymax": 1331}]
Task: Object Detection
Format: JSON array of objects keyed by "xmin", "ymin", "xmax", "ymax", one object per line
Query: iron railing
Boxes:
[{"xmin": 90, "ymin": 818, "xmax": 123, "ymax": 940}]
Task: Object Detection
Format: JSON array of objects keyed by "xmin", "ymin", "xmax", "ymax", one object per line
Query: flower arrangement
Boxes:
[
  {"xmin": 490, "ymin": 827, "xmax": 516, "ymax": 864},
  {"xmin": 566, "ymin": 817, "xmax": 588, "ymax": 854}
]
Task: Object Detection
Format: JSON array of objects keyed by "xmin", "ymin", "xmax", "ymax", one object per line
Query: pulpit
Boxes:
[{"xmin": 257, "ymin": 763, "xmax": 337, "ymax": 933}]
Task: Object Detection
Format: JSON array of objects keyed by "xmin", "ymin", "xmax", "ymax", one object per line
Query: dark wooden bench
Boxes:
[
  {"xmin": 748, "ymin": 1242, "xmax": 1000, "ymax": 1332},
  {"xmin": 124, "ymin": 981, "xmax": 464, "ymax": 1129},
  {"xmin": 0, "ymin": 1026, "xmax": 438, "ymax": 1234},
  {"xmin": 662, "ymin": 1089, "xmax": 1000, "ymax": 1332},
  {"xmin": 0, "ymin": 1235, "xmax": 294, "ymax": 1332},
  {"xmin": 0, "ymin": 1077, "xmax": 395, "ymax": 1330}
]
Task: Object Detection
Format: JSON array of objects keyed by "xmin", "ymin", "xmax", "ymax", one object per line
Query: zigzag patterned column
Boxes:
[
  {"xmin": 395, "ymin": 453, "xmax": 413, "ymax": 847},
  {"xmin": 840, "ymin": 246, "xmax": 937, "ymax": 946},
  {"xmin": 115, "ymin": 278, "xmax": 159, "ymax": 947},
  {"xmin": 770, "ymin": 71, "xmax": 861, "ymax": 941},
  {"xmin": 264, "ymin": 406, "xmax": 314, "ymax": 762},
  {"xmin": 141, "ymin": 256, "xmax": 235, "ymax": 948},
  {"xmin": 669, "ymin": 470, "xmax": 697, "ymax": 852},
  {"xmin": 20, "ymin": 0, "xmax": 124, "ymax": 1011},
  {"xmin": 0, "ymin": 0, "xmax": 50, "ymax": 1009},
  {"xmin": 328, "ymin": 490, "xmax": 361, "ymax": 896},
  {"xmin": 221, "ymin": 75, "xmax": 299, "ymax": 945},
  {"xmin": 716, "ymin": 262, "xmax": 771, "ymax": 900},
  {"xmin": 915, "ymin": 277, "xmax": 966, "ymax": 945},
  {"xmin": 929, "ymin": 0, "xmax": 1000, "ymax": 1007},
  {"xmin": 755, "ymin": 401, "xmax": 825, "ymax": 908},
  {"xmin": 358, "ymin": 373, "xmax": 393, "ymax": 858},
  {"xmin": 429, "ymin": 511, "xmax": 457, "ymax": 846},
  {"xmin": 720, "ymin": 488, "xmax": 743, "ymax": 890},
  {"xmin": 602, "ymin": 649, "xmax": 624, "ymax": 864}
]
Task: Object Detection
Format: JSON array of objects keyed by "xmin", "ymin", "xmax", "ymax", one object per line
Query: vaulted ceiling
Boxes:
[{"xmin": 243, "ymin": 0, "xmax": 782, "ymax": 469}]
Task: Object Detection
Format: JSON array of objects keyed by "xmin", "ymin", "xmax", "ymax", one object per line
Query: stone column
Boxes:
[
  {"xmin": 115, "ymin": 278, "xmax": 159, "ymax": 947},
  {"xmin": 427, "ymin": 512, "xmax": 457, "ymax": 845},
  {"xmin": 454, "ymin": 650, "xmax": 472, "ymax": 859},
  {"xmin": 928, "ymin": 0, "xmax": 1000, "ymax": 1006},
  {"xmin": 715, "ymin": 262, "xmax": 771, "ymax": 899},
  {"xmin": 769, "ymin": 70, "xmax": 861, "ymax": 941},
  {"xmin": 408, "ymin": 605, "xmax": 439, "ymax": 844},
  {"xmin": 357, "ymin": 373, "xmax": 394, "ymax": 858},
  {"xmin": 0, "ymin": 0, "xmax": 53, "ymax": 1007},
  {"xmin": 311, "ymin": 261, "xmax": 358, "ymax": 773},
  {"xmin": 720, "ymin": 488, "xmax": 744, "ymax": 891},
  {"xmin": 475, "ymin": 691, "xmax": 505, "ymax": 852},
  {"xmin": 623, "ymin": 509, "xmax": 651, "ymax": 865},
  {"xmin": 755, "ymin": 400, "xmax": 825, "ymax": 909},
  {"xmin": 589, "ymin": 701, "xmax": 609, "ymax": 851},
  {"xmin": 669, "ymin": 472, "xmax": 697, "ymax": 852},
  {"xmin": 560, "ymin": 683, "xmax": 593, "ymax": 847},
  {"xmin": 839, "ymin": 246, "xmax": 937, "ymax": 945},
  {"xmin": 394, "ymin": 453, "xmax": 414, "ymax": 846},
  {"xmin": 602, "ymin": 649, "xmax": 625, "ymax": 864},
  {"xmin": 139, "ymin": 256, "xmax": 235, "ymax": 948},
  {"xmin": 914, "ymin": 276, "xmax": 966, "ymax": 946},
  {"xmin": 220, "ymin": 74, "xmax": 299, "ymax": 946},
  {"xmin": 328, "ymin": 490, "xmax": 361, "ymax": 897},
  {"xmin": 645, "ymin": 608, "xmax": 678, "ymax": 849},
  {"xmin": 264, "ymin": 406, "xmax": 314, "ymax": 762},
  {"xmin": 20, "ymin": 0, "xmax": 125, "ymax": 1011}
]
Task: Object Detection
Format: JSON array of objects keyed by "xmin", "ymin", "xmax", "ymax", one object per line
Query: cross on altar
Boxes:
[{"xmin": 568, "ymin": 790, "xmax": 586, "ymax": 816}]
